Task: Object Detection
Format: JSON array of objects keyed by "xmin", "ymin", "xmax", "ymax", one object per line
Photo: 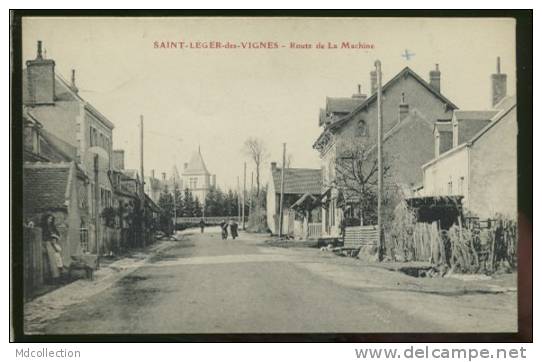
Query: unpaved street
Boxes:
[{"xmin": 30, "ymin": 229, "xmax": 517, "ymax": 334}]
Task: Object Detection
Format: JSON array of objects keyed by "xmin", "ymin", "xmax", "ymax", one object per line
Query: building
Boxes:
[
  {"xmin": 422, "ymin": 95, "xmax": 517, "ymax": 219},
  {"xmin": 181, "ymin": 147, "xmax": 216, "ymax": 204},
  {"xmin": 23, "ymin": 161, "xmax": 90, "ymax": 264},
  {"xmin": 313, "ymin": 65, "xmax": 458, "ymax": 237},
  {"xmin": 23, "ymin": 40, "xmax": 117, "ymax": 255},
  {"xmin": 266, "ymin": 162, "xmax": 322, "ymax": 235}
]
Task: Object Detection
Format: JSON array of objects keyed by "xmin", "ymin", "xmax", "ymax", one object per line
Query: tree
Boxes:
[
  {"xmin": 334, "ymin": 135, "xmax": 392, "ymax": 226},
  {"xmin": 242, "ymin": 137, "xmax": 269, "ymax": 199},
  {"xmin": 193, "ymin": 197, "xmax": 203, "ymax": 217},
  {"xmin": 183, "ymin": 188, "xmax": 195, "ymax": 217},
  {"xmin": 157, "ymin": 185, "xmax": 174, "ymax": 234},
  {"xmin": 172, "ymin": 182, "xmax": 183, "ymax": 220}
]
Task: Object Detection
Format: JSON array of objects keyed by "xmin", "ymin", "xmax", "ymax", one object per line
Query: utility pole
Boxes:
[
  {"xmin": 242, "ymin": 162, "xmax": 246, "ymax": 230},
  {"xmin": 237, "ymin": 176, "xmax": 241, "ymax": 223},
  {"xmin": 140, "ymin": 115, "xmax": 146, "ymax": 247},
  {"xmin": 278, "ymin": 143, "xmax": 286, "ymax": 238},
  {"xmin": 173, "ymin": 175, "xmax": 177, "ymax": 235},
  {"xmin": 375, "ymin": 60, "xmax": 384, "ymax": 261},
  {"xmin": 249, "ymin": 171, "xmax": 254, "ymax": 219}
]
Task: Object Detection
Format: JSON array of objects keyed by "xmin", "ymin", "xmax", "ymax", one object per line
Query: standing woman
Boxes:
[{"xmin": 41, "ymin": 214, "xmax": 64, "ymax": 282}]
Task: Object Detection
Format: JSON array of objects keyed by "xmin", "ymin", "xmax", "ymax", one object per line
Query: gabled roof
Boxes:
[
  {"xmin": 270, "ymin": 167, "xmax": 322, "ymax": 195},
  {"xmin": 326, "ymin": 97, "xmax": 365, "ymax": 114},
  {"xmin": 182, "ymin": 148, "xmax": 210, "ymax": 176},
  {"xmin": 327, "ymin": 67, "xmax": 458, "ymax": 133},
  {"xmin": 23, "ymin": 162, "xmax": 75, "ymax": 213},
  {"xmin": 453, "ymin": 110, "xmax": 499, "ymax": 122}
]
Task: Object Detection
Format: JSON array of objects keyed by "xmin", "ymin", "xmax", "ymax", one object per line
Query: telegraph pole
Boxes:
[
  {"xmin": 237, "ymin": 176, "xmax": 241, "ymax": 223},
  {"xmin": 249, "ymin": 171, "xmax": 254, "ymax": 220},
  {"xmin": 278, "ymin": 143, "xmax": 286, "ymax": 238},
  {"xmin": 140, "ymin": 115, "xmax": 146, "ymax": 247},
  {"xmin": 242, "ymin": 162, "xmax": 247, "ymax": 230},
  {"xmin": 173, "ymin": 175, "xmax": 177, "ymax": 235},
  {"xmin": 375, "ymin": 60, "xmax": 384, "ymax": 261}
]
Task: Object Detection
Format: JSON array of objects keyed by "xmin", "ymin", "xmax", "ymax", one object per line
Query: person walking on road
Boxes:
[
  {"xmin": 219, "ymin": 219, "xmax": 228, "ymax": 240},
  {"xmin": 41, "ymin": 214, "xmax": 64, "ymax": 282},
  {"xmin": 229, "ymin": 219, "xmax": 239, "ymax": 240},
  {"xmin": 199, "ymin": 218, "xmax": 205, "ymax": 233}
]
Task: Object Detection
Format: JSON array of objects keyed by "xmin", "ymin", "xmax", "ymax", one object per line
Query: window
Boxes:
[
  {"xmin": 80, "ymin": 219, "xmax": 89, "ymax": 252},
  {"xmin": 190, "ymin": 177, "xmax": 198, "ymax": 189},
  {"xmin": 357, "ymin": 119, "xmax": 367, "ymax": 136},
  {"xmin": 459, "ymin": 176, "xmax": 464, "ymax": 195},
  {"xmin": 89, "ymin": 127, "xmax": 96, "ymax": 147},
  {"xmin": 447, "ymin": 178, "xmax": 453, "ymax": 194}
]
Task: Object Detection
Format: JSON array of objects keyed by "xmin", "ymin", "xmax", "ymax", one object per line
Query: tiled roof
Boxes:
[
  {"xmin": 454, "ymin": 110, "xmax": 499, "ymax": 122},
  {"xmin": 326, "ymin": 97, "xmax": 365, "ymax": 114},
  {"xmin": 182, "ymin": 149, "xmax": 210, "ymax": 176},
  {"xmin": 271, "ymin": 167, "xmax": 322, "ymax": 195},
  {"xmin": 23, "ymin": 162, "xmax": 73, "ymax": 213}
]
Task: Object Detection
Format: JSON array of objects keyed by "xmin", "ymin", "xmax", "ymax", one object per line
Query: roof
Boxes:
[
  {"xmin": 290, "ymin": 192, "xmax": 318, "ymax": 209},
  {"xmin": 23, "ymin": 68, "xmax": 115, "ymax": 130},
  {"xmin": 169, "ymin": 165, "xmax": 182, "ymax": 182},
  {"xmin": 122, "ymin": 169, "xmax": 139, "ymax": 180},
  {"xmin": 271, "ymin": 167, "xmax": 322, "ymax": 195},
  {"xmin": 329, "ymin": 67, "xmax": 458, "ymax": 131},
  {"xmin": 326, "ymin": 97, "xmax": 365, "ymax": 114},
  {"xmin": 422, "ymin": 96, "xmax": 517, "ymax": 169},
  {"xmin": 454, "ymin": 110, "xmax": 499, "ymax": 122},
  {"xmin": 23, "ymin": 162, "xmax": 75, "ymax": 213},
  {"xmin": 182, "ymin": 148, "xmax": 210, "ymax": 176}
]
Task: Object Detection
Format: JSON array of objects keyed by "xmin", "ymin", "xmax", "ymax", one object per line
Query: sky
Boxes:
[{"xmin": 22, "ymin": 17, "xmax": 516, "ymax": 190}]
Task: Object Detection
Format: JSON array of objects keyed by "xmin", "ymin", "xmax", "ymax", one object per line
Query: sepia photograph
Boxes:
[{"xmin": 10, "ymin": 11, "xmax": 532, "ymax": 342}]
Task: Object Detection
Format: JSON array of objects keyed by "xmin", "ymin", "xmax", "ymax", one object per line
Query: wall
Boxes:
[
  {"xmin": 423, "ymin": 146, "xmax": 469, "ymax": 206},
  {"xmin": 468, "ymin": 108, "xmax": 517, "ymax": 218}
]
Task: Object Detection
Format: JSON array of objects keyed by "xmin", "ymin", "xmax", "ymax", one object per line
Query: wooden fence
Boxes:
[
  {"xmin": 308, "ymin": 223, "xmax": 322, "ymax": 239},
  {"xmin": 23, "ymin": 226, "xmax": 44, "ymax": 301},
  {"xmin": 175, "ymin": 216, "xmax": 247, "ymax": 224},
  {"xmin": 344, "ymin": 225, "xmax": 380, "ymax": 248}
]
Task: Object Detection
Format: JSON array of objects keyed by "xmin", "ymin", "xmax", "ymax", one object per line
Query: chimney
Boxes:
[
  {"xmin": 112, "ymin": 150, "xmax": 125, "ymax": 170},
  {"xmin": 271, "ymin": 162, "xmax": 277, "ymax": 171},
  {"xmin": 70, "ymin": 69, "xmax": 78, "ymax": 93},
  {"xmin": 491, "ymin": 57, "xmax": 507, "ymax": 107},
  {"xmin": 352, "ymin": 84, "xmax": 367, "ymax": 101},
  {"xmin": 162, "ymin": 172, "xmax": 166, "ymax": 181},
  {"xmin": 429, "ymin": 64, "xmax": 441, "ymax": 93},
  {"xmin": 183, "ymin": 162, "xmax": 188, "ymax": 170},
  {"xmin": 370, "ymin": 70, "xmax": 377, "ymax": 95},
  {"xmin": 151, "ymin": 169, "xmax": 155, "ymax": 179},
  {"xmin": 25, "ymin": 40, "xmax": 56, "ymax": 105},
  {"xmin": 399, "ymin": 92, "xmax": 409, "ymax": 121}
]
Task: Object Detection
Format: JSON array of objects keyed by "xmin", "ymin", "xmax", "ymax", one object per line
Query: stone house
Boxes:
[
  {"xmin": 23, "ymin": 40, "xmax": 116, "ymax": 255},
  {"xmin": 313, "ymin": 65, "xmax": 458, "ymax": 237},
  {"xmin": 422, "ymin": 96, "xmax": 517, "ymax": 219}
]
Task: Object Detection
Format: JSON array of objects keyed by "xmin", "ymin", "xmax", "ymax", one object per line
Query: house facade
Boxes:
[
  {"xmin": 266, "ymin": 162, "xmax": 322, "ymax": 235},
  {"xmin": 181, "ymin": 148, "xmax": 216, "ymax": 204},
  {"xmin": 23, "ymin": 40, "xmax": 116, "ymax": 255},
  {"xmin": 422, "ymin": 96, "xmax": 517, "ymax": 219},
  {"xmin": 313, "ymin": 65, "xmax": 458, "ymax": 237}
]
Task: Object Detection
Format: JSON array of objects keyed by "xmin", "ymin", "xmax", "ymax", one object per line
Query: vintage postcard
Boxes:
[{"xmin": 10, "ymin": 13, "xmax": 532, "ymax": 342}]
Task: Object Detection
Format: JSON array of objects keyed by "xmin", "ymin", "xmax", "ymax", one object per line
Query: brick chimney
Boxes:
[
  {"xmin": 70, "ymin": 69, "xmax": 78, "ymax": 94},
  {"xmin": 112, "ymin": 150, "xmax": 125, "ymax": 170},
  {"xmin": 429, "ymin": 64, "xmax": 441, "ymax": 93},
  {"xmin": 399, "ymin": 92, "xmax": 409, "ymax": 121},
  {"xmin": 271, "ymin": 162, "xmax": 277, "ymax": 171},
  {"xmin": 352, "ymin": 84, "xmax": 367, "ymax": 101},
  {"xmin": 491, "ymin": 57, "xmax": 507, "ymax": 107},
  {"xmin": 370, "ymin": 70, "xmax": 377, "ymax": 95},
  {"xmin": 26, "ymin": 40, "xmax": 56, "ymax": 105}
]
